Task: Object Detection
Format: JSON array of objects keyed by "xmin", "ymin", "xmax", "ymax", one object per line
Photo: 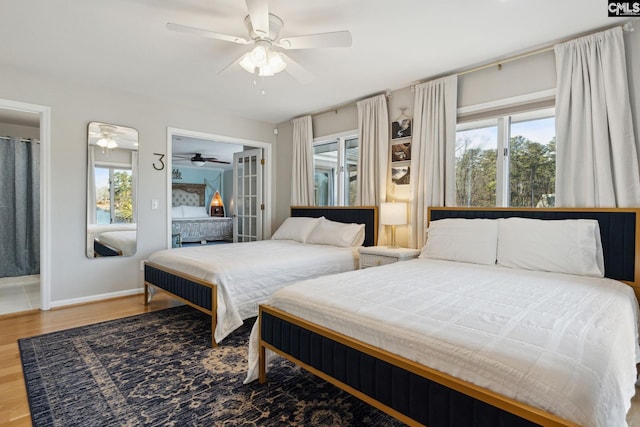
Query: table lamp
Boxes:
[
  {"xmin": 210, "ymin": 191, "xmax": 225, "ymax": 217},
  {"xmin": 380, "ymin": 202, "xmax": 407, "ymax": 248}
]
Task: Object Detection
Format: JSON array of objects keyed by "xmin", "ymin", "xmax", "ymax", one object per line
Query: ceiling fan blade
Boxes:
[
  {"xmin": 245, "ymin": 0, "xmax": 270, "ymax": 37},
  {"xmin": 207, "ymin": 159, "xmax": 231, "ymax": 164},
  {"xmin": 217, "ymin": 52, "xmax": 246, "ymax": 75},
  {"xmin": 277, "ymin": 30, "xmax": 352, "ymax": 50},
  {"xmin": 166, "ymin": 22, "xmax": 250, "ymax": 45},
  {"xmin": 279, "ymin": 53, "xmax": 314, "ymax": 84}
]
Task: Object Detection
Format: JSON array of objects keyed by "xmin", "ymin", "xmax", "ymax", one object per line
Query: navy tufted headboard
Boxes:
[
  {"xmin": 428, "ymin": 207, "xmax": 640, "ymax": 286},
  {"xmin": 290, "ymin": 206, "xmax": 378, "ymax": 247}
]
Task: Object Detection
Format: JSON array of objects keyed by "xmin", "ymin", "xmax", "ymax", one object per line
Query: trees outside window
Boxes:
[
  {"xmin": 95, "ymin": 166, "xmax": 133, "ymax": 224},
  {"xmin": 456, "ymin": 109, "xmax": 555, "ymax": 208}
]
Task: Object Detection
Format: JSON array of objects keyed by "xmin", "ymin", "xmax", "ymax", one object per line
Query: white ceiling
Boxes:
[{"xmin": 0, "ymin": 0, "xmax": 629, "ymax": 124}]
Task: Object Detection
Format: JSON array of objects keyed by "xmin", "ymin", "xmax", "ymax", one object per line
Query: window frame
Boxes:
[
  {"xmin": 312, "ymin": 130, "xmax": 359, "ymax": 206},
  {"xmin": 94, "ymin": 161, "xmax": 133, "ymax": 224},
  {"xmin": 456, "ymin": 106, "xmax": 555, "ymax": 208}
]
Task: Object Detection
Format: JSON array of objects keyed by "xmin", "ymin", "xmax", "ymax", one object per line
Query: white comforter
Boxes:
[
  {"xmin": 96, "ymin": 230, "xmax": 137, "ymax": 256},
  {"xmin": 246, "ymin": 258, "xmax": 640, "ymax": 427},
  {"xmin": 148, "ymin": 240, "xmax": 358, "ymax": 343}
]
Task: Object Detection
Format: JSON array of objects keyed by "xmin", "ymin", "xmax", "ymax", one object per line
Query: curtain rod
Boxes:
[
  {"xmin": 457, "ymin": 45, "xmax": 555, "ymax": 77},
  {"xmin": 297, "ymin": 20, "xmax": 635, "ymax": 121},
  {"xmin": 301, "ymin": 90, "xmax": 391, "ymax": 120},
  {"xmin": 418, "ymin": 20, "xmax": 635, "ymax": 84},
  {"xmin": 0, "ymin": 136, "xmax": 39, "ymax": 143}
]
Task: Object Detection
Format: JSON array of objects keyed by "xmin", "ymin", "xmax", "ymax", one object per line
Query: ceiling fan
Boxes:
[
  {"xmin": 166, "ymin": 0, "xmax": 352, "ymax": 83},
  {"xmin": 89, "ymin": 124, "xmax": 126, "ymax": 149},
  {"xmin": 174, "ymin": 153, "xmax": 231, "ymax": 166}
]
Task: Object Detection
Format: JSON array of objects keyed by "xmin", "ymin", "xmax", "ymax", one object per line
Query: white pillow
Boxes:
[
  {"xmin": 271, "ymin": 217, "xmax": 321, "ymax": 243},
  {"xmin": 171, "ymin": 206, "xmax": 184, "ymax": 218},
  {"xmin": 419, "ymin": 218, "xmax": 498, "ymax": 265},
  {"xmin": 496, "ymin": 218, "xmax": 605, "ymax": 277},
  {"xmin": 182, "ymin": 205, "xmax": 209, "ymax": 218},
  {"xmin": 306, "ymin": 217, "xmax": 366, "ymax": 247}
]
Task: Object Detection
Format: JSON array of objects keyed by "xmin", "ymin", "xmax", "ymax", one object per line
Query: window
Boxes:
[
  {"xmin": 456, "ymin": 108, "xmax": 555, "ymax": 208},
  {"xmin": 94, "ymin": 165, "xmax": 133, "ymax": 224},
  {"xmin": 313, "ymin": 133, "xmax": 359, "ymax": 206}
]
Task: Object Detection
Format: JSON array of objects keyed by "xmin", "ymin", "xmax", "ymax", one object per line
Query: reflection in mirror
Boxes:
[{"xmin": 86, "ymin": 122, "xmax": 138, "ymax": 258}]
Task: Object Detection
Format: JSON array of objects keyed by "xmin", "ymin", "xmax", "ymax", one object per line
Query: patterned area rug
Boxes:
[{"xmin": 19, "ymin": 305, "xmax": 404, "ymax": 426}]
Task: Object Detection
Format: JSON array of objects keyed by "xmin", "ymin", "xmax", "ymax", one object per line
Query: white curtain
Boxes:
[
  {"xmin": 554, "ymin": 26, "xmax": 640, "ymax": 207},
  {"xmin": 131, "ymin": 151, "xmax": 138, "ymax": 223},
  {"xmin": 290, "ymin": 115, "xmax": 314, "ymax": 205},
  {"xmin": 356, "ymin": 94, "xmax": 389, "ymax": 245},
  {"xmin": 409, "ymin": 75, "xmax": 458, "ymax": 249}
]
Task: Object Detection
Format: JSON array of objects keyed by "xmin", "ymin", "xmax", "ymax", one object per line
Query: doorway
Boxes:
[
  {"xmin": 0, "ymin": 98, "xmax": 51, "ymax": 314},
  {"xmin": 166, "ymin": 127, "xmax": 272, "ymax": 248}
]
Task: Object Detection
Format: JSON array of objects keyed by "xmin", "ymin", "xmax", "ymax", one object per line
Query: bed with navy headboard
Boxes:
[
  {"xmin": 144, "ymin": 205, "xmax": 377, "ymax": 347},
  {"xmin": 255, "ymin": 207, "xmax": 640, "ymax": 427}
]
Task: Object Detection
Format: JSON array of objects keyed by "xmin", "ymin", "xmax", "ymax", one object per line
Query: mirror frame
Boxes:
[{"xmin": 86, "ymin": 121, "xmax": 139, "ymax": 258}]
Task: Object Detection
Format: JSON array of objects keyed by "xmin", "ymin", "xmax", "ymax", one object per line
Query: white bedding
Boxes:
[
  {"xmin": 148, "ymin": 240, "xmax": 359, "ymax": 343},
  {"xmin": 246, "ymin": 259, "xmax": 640, "ymax": 427},
  {"xmin": 96, "ymin": 230, "xmax": 137, "ymax": 256},
  {"xmin": 172, "ymin": 217, "xmax": 233, "ymax": 242}
]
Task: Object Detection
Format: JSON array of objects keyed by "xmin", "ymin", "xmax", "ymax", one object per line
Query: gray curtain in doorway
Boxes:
[{"xmin": 0, "ymin": 136, "xmax": 40, "ymax": 277}]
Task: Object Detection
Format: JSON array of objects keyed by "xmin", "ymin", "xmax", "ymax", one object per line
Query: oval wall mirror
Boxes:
[{"xmin": 86, "ymin": 121, "xmax": 139, "ymax": 258}]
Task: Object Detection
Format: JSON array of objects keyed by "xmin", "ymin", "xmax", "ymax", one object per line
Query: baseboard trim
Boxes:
[{"xmin": 49, "ymin": 288, "xmax": 144, "ymax": 309}]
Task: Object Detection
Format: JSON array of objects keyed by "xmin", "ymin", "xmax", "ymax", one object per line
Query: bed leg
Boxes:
[
  {"xmin": 144, "ymin": 283, "xmax": 149, "ymax": 306},
  {"xmin": 259, "ymin": 344, "xmax": 266, "ymax": 384},
  {"xmin": 211, "ymin": 324, "xmax": 218, "ymax": 348},
  {"xmin": 211, "ymin": 284, "xmax": 218, "ymax": 348}
]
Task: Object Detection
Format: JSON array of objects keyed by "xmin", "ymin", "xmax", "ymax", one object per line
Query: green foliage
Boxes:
[
  {"xmin": 509, "ymin": 136, "xmax": 556, "ymax": 207},
  {"xmin": 113, "ymin": 171, "xmax": 133, "ymax": 223},
  {"xmin": 456, "ymin": 135, "xmax": 555, "ymax": 207}
]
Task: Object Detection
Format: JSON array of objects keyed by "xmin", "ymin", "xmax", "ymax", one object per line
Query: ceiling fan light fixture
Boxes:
[
  {"xmin": 250, "ymin": 43, "xmax": 268, "ymax": 66},
  {"xmin": 106, "ymin": 139, "xmax": 118, "ymax": 149},
  {"xmin": 268, "ymin": 51, "xmax": 286, "ymax": 73},
  {"xmin": 239, "ymin": 53, "xmax": 257, "ymax": 73},
  {"xmin": 97, "ymin": 136, "xmax": 118, "ymax": 149},
  {"xmin": 191, "ymin": 160, "xmax": 206, "ymax": 167},
  {"xmin": 239, "ymin": 41, "xmax": 286, "ymax": 77}
]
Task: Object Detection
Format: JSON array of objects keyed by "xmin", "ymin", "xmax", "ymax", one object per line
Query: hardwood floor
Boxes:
[
  {"xmin": 1, "ymin": 293, "xmax": 639, "ymax": 426},
  {"xmin": 0, "ymin": 292, "xmax": 177, "ymax": 426}
]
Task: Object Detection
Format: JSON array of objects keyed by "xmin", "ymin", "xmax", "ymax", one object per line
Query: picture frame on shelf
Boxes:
[
  {"xmin": 391, "ymin": 140, "xmax": 411, "ymax": 162},
  {"xmin": 391, "ymin": 162, "xmax": 410, "ymax": 185},
  {"xmin": 391, "ymin": 117, "xmax": 412, "ymax": 139}
]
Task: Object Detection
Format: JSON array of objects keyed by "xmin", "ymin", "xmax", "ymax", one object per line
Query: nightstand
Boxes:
[{"xmin": 358, "ymin": 246, "xmax": 421, "ymax": 269}]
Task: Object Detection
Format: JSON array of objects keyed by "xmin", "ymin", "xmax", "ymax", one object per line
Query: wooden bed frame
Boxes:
[
  {"xmin": 258, "ymin": 207, "xmax": 640, "ymax": 427},
  {"xmin": 144, "ymin": 206, "xmax": 378, "ymax": 347}
]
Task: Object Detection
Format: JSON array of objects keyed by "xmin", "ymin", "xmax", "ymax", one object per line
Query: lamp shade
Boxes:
[
  {"xmin": 210, "ymin": 191, "xmax": 223, "ymax": 207},
  {"xmin": 210, "ymin": 191, "xmax": 225, "ymax": 217},
  {"xmin": 380, "ymin": 202, "xmax": 407, "ymax": 226}
]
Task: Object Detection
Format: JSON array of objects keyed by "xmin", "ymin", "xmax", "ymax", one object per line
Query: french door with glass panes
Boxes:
[{"xmin": 233, "ymin": 148, "xmax": 263, "ymax": 242}]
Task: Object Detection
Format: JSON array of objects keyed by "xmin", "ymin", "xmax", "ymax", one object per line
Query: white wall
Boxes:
[
  {"xmin": 457, "ymin": 50, "xmax": 556, "ymax": 108},
  {"xmin": 273, "ymin": 120, "xmax": 293, "ymax": 229},
  {"xmin": 0, "ymin": 122, "xmax": 39, "ymax": 139},
  {"xmin": 312, "ymin": 105, "xmax": 358, "ymax": 138},
  {"xmin": 0, "ymin": 64, "xmax": 275, "ymax": 305}
]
